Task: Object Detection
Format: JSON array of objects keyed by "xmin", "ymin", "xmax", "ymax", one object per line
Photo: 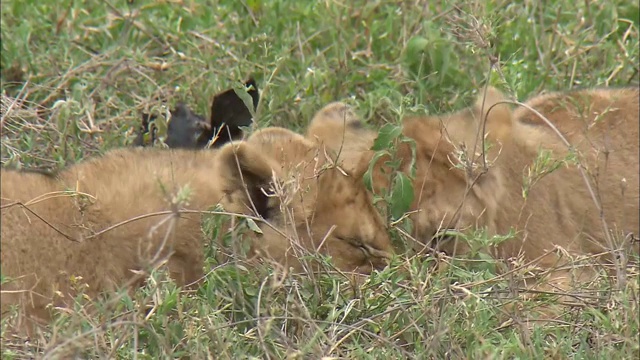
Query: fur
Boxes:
[
  {"xmin": 1, "ymin": 126, "xmax": 393, "ymax": 335},
  {"xmin": 306, "ymin": 87, "xmax": 639, "ymax": 272}
]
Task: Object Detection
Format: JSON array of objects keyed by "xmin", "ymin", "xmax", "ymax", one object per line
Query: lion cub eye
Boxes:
[
  {"xmin": 340, "ymin": 237, "xmax": 392, "ymax": 259},
  {"xmin": 338, "ymin": 237, "xmax": 370, "ymax": 256}
]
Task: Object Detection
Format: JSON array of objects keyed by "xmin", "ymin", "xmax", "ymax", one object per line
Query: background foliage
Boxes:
[{"xmin": 2, "ymin": 0, "xmax": 638, "ymax": 358}]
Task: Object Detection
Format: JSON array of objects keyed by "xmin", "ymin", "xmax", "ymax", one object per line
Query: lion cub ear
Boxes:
[
  {"xmin": 217, "ymin": 140, "xmax": 282, "ymax": 218},
  {"xmin": 306, "ymin": 102, "xmax": 363, "ymax": 145},
  {"xmin": 308, "ymin": 102, "xmax": 362, "ymax": 130},
  {"xmin": 247, "ymin": 127, "xmax": 320, "ymax": 167},
  {"xmin": 472, "ymin": 86, "xmax": 513, "ymax": 141}
]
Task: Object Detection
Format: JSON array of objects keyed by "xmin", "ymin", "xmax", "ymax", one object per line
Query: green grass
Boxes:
[{"xmin": 1, "ymin": 0, "xmax": 639, "ymax": 358}]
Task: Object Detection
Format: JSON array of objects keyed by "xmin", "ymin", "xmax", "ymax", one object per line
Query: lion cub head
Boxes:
[
  {"xmin": 388, "ymin": 88, "xmax": 513, "ymax": 252},
  {"xmin": 215, "ymin": 126, "xmax": 394, "ymax": 273},
  {"xmin": 306, "ymin": 89, "xmax": 513, "ymax": 253}
]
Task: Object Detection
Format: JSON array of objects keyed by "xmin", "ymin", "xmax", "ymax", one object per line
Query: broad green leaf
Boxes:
[
  {"xmin": 363, "ymin": 150, "xmax": 391, "ymax": 192},
  {"xmin": 371, "ymin": 123, "xmax": 402, "ymax": 151},
  {"xmin": 389, "ymin": 172, "xmax": 414, "ymax": 220},
  {"xmin": 246, "ymin": 218, "xmax": 263, "ymax": 234},
  {"xmin": 400, "ymin": 137, "xmax": 418, "ymax": 178},
  {"xmin": 233, "ymin": 81, "xmax": 257, "ymax": 118}
]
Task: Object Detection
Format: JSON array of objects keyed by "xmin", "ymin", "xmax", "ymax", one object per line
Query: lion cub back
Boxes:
[
  {"xmin": 513, "ymin": 87, "xmax": 639, "ymax": 154},
  {"xmin": 513, "ymin": 87, "xmax": 639, "ymax": 250}
]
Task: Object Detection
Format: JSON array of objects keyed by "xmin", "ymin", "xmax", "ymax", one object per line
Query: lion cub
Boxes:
[
  {"xmin": 1, "ymin": 127, "xmax": 393, "ymax": 334},
  {"xmin": 308, "ymin": 87, "xmax": 639, "ymax": 285}
]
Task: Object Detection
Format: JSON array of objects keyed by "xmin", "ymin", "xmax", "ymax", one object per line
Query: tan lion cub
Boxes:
[
  {"xmin": 1, "ymin": 127, "xmax": 393, "ymax": 335},
  {"xmin": 308, "ymin": 87, "xmax": 639, "ymax": 290}
]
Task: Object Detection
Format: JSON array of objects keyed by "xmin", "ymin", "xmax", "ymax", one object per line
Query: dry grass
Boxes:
[{"xmin": 1, "ymin": 0, "xmax": 638, "ymax": 358}]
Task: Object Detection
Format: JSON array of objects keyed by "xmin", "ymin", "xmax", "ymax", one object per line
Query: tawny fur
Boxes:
[
  {"xmin": 307, "ymin": 87, "xmax": 639, "ymax": 275},
  {"xmin": 240, "ymin": 127, "xmax": 393, "ymax": 274},
  {"xmin": 307, "ymin": 102, "xmax": 377, "ymax": 173},
  {"xmin": 1, "ymin": 127, "xmax": 393, "ymax": 335}
]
